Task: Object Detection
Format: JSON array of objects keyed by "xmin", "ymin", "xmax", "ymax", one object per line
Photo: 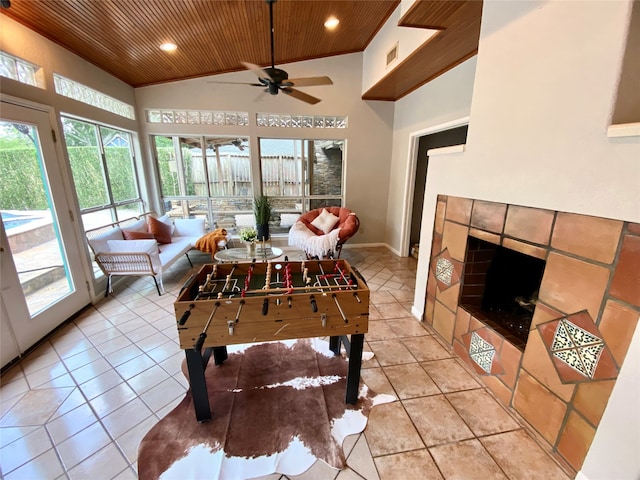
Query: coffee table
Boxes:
[{"xmin": 214, "ymin": 246, "xmax": 283, "ymax": 263}]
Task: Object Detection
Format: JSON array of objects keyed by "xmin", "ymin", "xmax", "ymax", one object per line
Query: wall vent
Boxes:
[{"xmin": 386, "ymin": 43, "xmax": 398, "ymax": 67}]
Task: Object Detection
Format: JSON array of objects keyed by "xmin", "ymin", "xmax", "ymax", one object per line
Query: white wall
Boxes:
[
  {"xmin": 134, "ymin": 53, "xmax": 395, "ymax": 245},
  {"xmin": 362, "ymin": 0, "xmax": 437, "ymax": 94},
  {"xmin": 385, "ymin": 57, "xmax": 476, "ymax": 256},
  {"xmin": 386, "ymin": 1, "xmax": 639, "ymax": 477}
]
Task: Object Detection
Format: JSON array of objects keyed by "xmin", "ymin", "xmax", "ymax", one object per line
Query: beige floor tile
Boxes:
[
  {"xmin": 0, "ymin": 426, "xmax": 53, "ymax": 474},
  {"xmin": 0, "ymin": 387, "xmax": 74, "ymax": 426},
  {"xmin": 421, "ymin": 358, "xmax": 482, "ymax": 393},
  {"xmin": 403, "ymin": 395, "xmax": 474, "ymax": 447},
  {"xmin": 55, "ymin": 421, "xmax": 111, "ymax": 470},
  {"xmin": 375, "ymin": 449, "xmax": 443, "ymax": 480},
  {"xmin": 429, "ymin": 438, "xmax": 507, "ymax": 479},
  {"xmin": 101, "ymin": 397, "xmax": 154, "ymax": 439},
  {"xmin": 364, "ymin": 402, "xmax": 424, "ymax": 456},
  {"xmin": 67, "ymin": 443, "xmax": 130, "ymax": 480},
  {"xmin": 366, "ymin": 320, "xmax": 398, "ymax": 342},
  {"xmin": 402, "ymin": 336, "xmax": 452, "ymax": 362},
  {"xmin": 46, "ymin": 403, "xmax": 97, "ymax": 444},
  {"xmin": 367, "ymin": 340, "xmax": 416, "ymax": 366},
  {"xmin": 376, "ymin": 302, "xmax": 412, "ymax": 319},
  {"xmin": 480, "ymin": 430, "xmax": 572, "ymax": 479},
  {"xmin": 3, "ymin": 448, "xmax": 65, "ymax": 480},
  {"xmin": 387, "ymin": 317, "xmax": 430, "ymax": 337},
  {"xmin": 360, "ymin": 367, "xmax": 396, "ymax": 397},
  {"xmin": 346, "ymin": 430, "xmax": 380, "ymax": 480},
  {"xmin": 77, "ymin": 369, "xmax": 124, "ymax": 400},
  {"xmin": 89, "ymin": 382, "xmax": 137, "ymax": 418},
  {"xmin": 115, "ymin": 415, "xmax": 157, "ymax": 464},
  {"xmin": 446, "ymin": 389, "xmax": 520, "ymax": 436},
  {"xmin": 384, "ymin": 363, "xmax": 440, "ymax": 399}
]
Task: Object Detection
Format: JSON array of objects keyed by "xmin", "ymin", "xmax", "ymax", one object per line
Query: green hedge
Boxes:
[
  {"xmin": 0, "ymin": 148, "xmax": 48, "ymax": 210},
  {"xmin": 0, "ymin": 146, "xmax": 137, "ymax": 210}
]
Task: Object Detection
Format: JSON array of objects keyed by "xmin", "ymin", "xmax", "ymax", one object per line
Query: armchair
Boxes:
[{"xmin": 288, "ymin": 207, "xmax": 359, "ymax": 258}]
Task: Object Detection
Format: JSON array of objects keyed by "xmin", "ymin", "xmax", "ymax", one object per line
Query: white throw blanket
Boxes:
[{"xmin": 288, "ymin": 222, "xmax": 340, "ymax": 257}]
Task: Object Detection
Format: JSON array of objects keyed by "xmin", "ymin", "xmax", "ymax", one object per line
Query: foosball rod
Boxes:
[
  {"xmin": 239, "ymin": 283, "xmax": 356, "ymax": 295},
  {"xmin": 194, "ymin": 302, "xmax": 220, "ymax": 351},
  {"xmin": 332, "ymin": 293, "xmax": 349, "ymax": 323}
]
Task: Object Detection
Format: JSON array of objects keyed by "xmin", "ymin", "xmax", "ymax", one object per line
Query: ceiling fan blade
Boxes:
[
  {"xmin": 281, "ymin": 87, "xmax": 321, "ymax": 105},
  {"xmin": 241, "ymin": 61, "xmax": 273, "ymax": 81},
  {"xmin": 286, "ymin": 76, "xmax": 333, "ymax": 87},
  {"xmin": 207, "ymin": 81, "xmax": 264, "ymax": 86}
]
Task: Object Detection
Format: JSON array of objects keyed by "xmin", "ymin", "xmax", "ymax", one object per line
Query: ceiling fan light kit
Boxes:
[{"xmin": 211, "ymin": 0, "xmax": 333, "ymax": 104}]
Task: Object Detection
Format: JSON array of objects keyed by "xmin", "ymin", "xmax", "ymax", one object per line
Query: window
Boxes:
[
  {"xmin": 146, "ymin": 109, "xmax": 249, "ymax": 126},
  {"xmin": 259, "ymin": 138, "xmax": 344, "ymax": 234},
  {"xmin": 61, "ymin": 117, "xmax": 143, "ymax": 233},
  {"xmin": 256, "ymin": 113, "xmax": 347, "ymax": 128},
  {"xmin": 153, "ymin": 135, "xmax": 252, "ymax": 231},
  {"xmin": 0, "ymin": 51, "xmax": 41, "ymax": 88},
  {"xmin": 54, "ymin": 75, "xmax": 135, "ymax": 120}
]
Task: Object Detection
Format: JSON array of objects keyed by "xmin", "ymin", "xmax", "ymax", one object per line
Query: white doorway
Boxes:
[{"xmin": 400, "ymin": 117, "xmax": 469, "ymax": 257}]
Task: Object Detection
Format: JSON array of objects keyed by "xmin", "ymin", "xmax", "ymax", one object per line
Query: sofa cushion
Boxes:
[
  {"xmin": 121, "ymin": 218, "xmax": 148, "ymax": 234},
  {"xmin": 173, "ymin": 218, "xmax": 206, "ymax": 237},
  {"xmin": 88, "ymin": 227, "xmax": 124, "ymax": 253},
  {"xmin": 148, "ymin": 216, "xmax": 173, "ymax": 244},
  {"xmin": 311, "ymin": 208, "xmax": 340, "ymax": 234},
  {"xmin": 107, "ymin": 239, "xmax": 162, "ymax": 273}
]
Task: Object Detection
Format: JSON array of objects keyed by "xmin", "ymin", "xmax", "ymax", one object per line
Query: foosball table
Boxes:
[{"xmin": 174, "ymin": 258, "xmax": 370, "ymax": 422}]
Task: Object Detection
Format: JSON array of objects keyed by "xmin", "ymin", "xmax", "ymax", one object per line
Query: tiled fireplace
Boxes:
[{"xmin": 425, "ymin": 195, "xmax": 640, "ymax": 474}]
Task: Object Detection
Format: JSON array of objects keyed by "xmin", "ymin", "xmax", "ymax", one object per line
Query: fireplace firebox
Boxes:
[{"xmin": 460, "ymin": 237, "xmax": 546, "ymax": 349}]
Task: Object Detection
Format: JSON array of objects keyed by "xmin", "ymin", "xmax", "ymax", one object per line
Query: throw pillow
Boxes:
[
  {"xmin": 311, "ymin": 209, "xmax": 340, "ymax": 234},
  {"xmin": 123, "ymin": 230, "xmax": 155, "ymax": 241},
  {"xmin": 122, "ymin": 218, "xmax": 148, "ymax": 233},
  {"xmin": 173, "ymin": 218, "xmax": 206, "ymax": 237},
  {"xmin": 148, "ymin": 216, "xmax": 173, "ymax": 244}
]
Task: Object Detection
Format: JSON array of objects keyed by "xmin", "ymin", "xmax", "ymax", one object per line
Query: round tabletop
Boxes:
[{"xmin": 214, "ymin": 246, "xmax": 283, "ymax": 263}]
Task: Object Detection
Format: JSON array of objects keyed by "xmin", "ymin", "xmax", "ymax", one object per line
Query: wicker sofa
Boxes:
[{"xmin": 86, "ymin": 213, "xmax": 207, "ymax": 296}]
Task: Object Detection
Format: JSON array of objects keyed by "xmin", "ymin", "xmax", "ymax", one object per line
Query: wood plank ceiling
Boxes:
[{"xmin": 1, "ymin": 0, "xmax": 481, "ymax": 101}]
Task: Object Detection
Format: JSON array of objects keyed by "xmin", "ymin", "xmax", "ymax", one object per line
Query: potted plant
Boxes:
[
  {"xmin": 253, "ymin": 195, "xmax": 271, "ymax": 241},
  {"xmin": 239, "ymin": 227, "xmax": 257, "ymax": 256}
]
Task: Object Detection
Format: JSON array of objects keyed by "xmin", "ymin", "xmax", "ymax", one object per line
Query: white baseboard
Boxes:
[{"xmin": 575, "ymin": 471, "xmax": 589, "ymax": 480}]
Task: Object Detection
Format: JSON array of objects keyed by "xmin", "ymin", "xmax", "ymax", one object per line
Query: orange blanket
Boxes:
[{"xmin": 195, "ymin": 228, "xmax": 228, "ymax": 258}]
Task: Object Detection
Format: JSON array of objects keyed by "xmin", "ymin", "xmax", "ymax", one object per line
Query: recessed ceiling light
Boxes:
[
  {"xmin": 160, "ymin": 42, "xmax": 177, "ymax": 52},
  {"xmin": 324, "ymin": 17, "xmax": 339, "ymax": 30}
]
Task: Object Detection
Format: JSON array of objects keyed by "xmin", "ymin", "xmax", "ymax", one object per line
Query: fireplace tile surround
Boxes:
[{"xmin": 425, "ymin": 195, "xmax": 640, "ymax": 473}]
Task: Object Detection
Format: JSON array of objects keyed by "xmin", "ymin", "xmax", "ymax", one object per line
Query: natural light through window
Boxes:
[
  {"xmin": 256, "ymin": 113, "xmax": 347, "ymax": 128},
  {"xmin": 53, "ymin": 74, "xmax": 136, "ymax": 120},
  {"xmin": 0, "ymin": 51, "xmax": 41, "ymax": 88},
  {"xmin": 146, "ymin": 110, "xmax": 249, "ymax": 126}
]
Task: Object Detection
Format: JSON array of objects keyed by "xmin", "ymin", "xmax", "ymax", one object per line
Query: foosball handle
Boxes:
[
  {"xmin": 310, "ymin": 295, "xmax": 318, "ymax": 313},
  {"xmin": 195, "ymin": 333, "xmax": 206, "ymax": 352},
  {"xmin": 262, "ymin": 298, "xmax": 269, "ymax": 315},
  {"xmin": 178, "ymin": 303, "xmax": 195, "ymax": 325}
]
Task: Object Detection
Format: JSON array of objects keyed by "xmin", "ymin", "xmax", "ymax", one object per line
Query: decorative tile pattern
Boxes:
[
  {"xmin": 469, "ymin": 332, "xmax": 495, "ymax": 374},
  {"xmin": 550, "ymin": 319, "xmax": 604, "ymax": 378},
  {"xmin": 431, "ymin": 249, "xmax": 461, "ymax": 292},
  {"xmin": 435, "ymin": 257, "xmax": 454, "ymax": 286},
  {"xmin": 537, "ymin": 311, "xmax": 618, "ymax": 383}
]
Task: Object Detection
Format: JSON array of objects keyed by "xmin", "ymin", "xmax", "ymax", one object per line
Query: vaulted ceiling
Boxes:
[{"xmin": 1, "ymin": 0, "xmax": 482, "ymax": 101}]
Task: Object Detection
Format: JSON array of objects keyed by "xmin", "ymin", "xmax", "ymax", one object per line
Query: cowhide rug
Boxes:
[{"xmin": 137, "ymin": 338, "xmax": 394, "ymax": 480}]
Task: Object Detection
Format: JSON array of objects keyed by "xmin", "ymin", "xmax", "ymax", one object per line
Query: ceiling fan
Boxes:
[{"xmin": 211, "ymin": 0, "xmax": 333, "ymax": 105}]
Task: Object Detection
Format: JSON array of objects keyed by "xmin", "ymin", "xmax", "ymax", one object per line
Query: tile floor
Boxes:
[{"xmin": 0, "ymin": 247, "xmax": 573, "ymax": 480}]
